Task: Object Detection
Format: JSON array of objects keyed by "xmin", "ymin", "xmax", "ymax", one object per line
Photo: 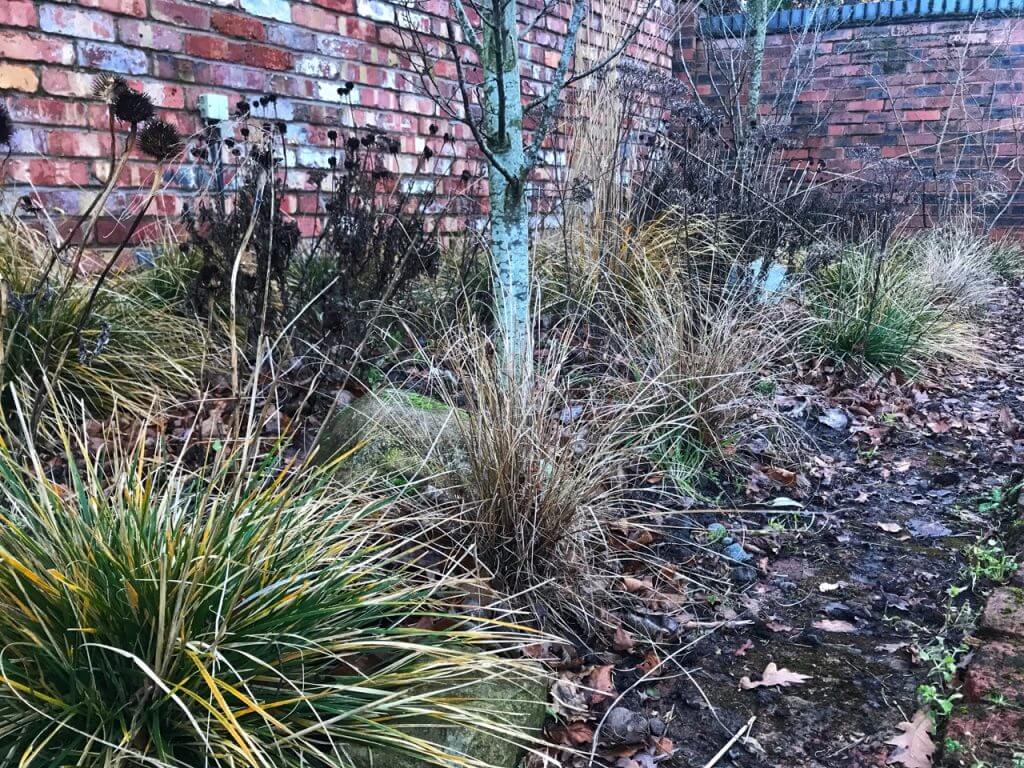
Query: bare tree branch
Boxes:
[
  {"xmin": 444, "ymin": 19, "xmax": 518, "ymax": 183},
  {"xmin": 451, "ymin": 0, "xmax": 484, "ymax": 53},
  {"xmin": 524, "ymin": 0, "xmax": 657, "ymax": 114},
  {"xmin": 524, "ymin": 0, "xmax": 589, "ymax": 171}
]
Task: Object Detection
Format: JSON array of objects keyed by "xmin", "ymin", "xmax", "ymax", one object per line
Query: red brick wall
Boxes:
[
  {"xmin": 679, "ymin": 8, "xmax": 1024, "ymax": 229},
  {"xmin": 0, "ymin": 0, "xmax": 674, "ymax": 242}
]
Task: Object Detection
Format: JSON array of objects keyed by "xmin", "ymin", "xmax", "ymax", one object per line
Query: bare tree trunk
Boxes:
[
  {"xmin": 746, "ymin": 0, "xmax": 769, "ymax": 134},
  {"xmin": 482, "ymin": 0, "xmax": 533, "ymax": 379}
]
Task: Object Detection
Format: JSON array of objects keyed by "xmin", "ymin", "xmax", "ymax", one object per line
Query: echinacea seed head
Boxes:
[
  {"xmin": 0, "ymin": 102, "xmax": 13, "ymax": 146},
  {"xmin": 139, "ymin": 119, "xmax": 183, "ymax": 162},
  {"xmin": 113, "ymin": 89, "xmax": 155, "ymax": 125},
  {"xmin": 92, "ymin": 74, "xmax": 129, "ymax": 105}
]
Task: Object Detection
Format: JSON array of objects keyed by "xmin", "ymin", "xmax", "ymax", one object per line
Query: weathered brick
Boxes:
[
  {"xmin": 150, "ymin": 0, "xmax": 210, "ymax": 28},
  {"xmin": 963, "ymin": 640, "xmax": 1024, "ymax": 706},
  {"xmin": 76, "ymin": 41, "xmax": 149, "ymax": 74},
  {"xmin": 211, "ymin": 11, "xmax": 267, "ymax": 41},
  {"xmin": 981, "ymin": 587, "xmax": 1024, "ymax": 640},
  {"xmin": 239, "ymin": 0, "xmax": 291, "ymax": 23},
  {"xmin": 39, "ymin": 5, "xmax": 117, "ymax": 41},
  {"xmin": 291, "ymin": 4, "xmax": 338, "ymax": 33},
  {"xmin": 4, "ymin": 1, "xmax": 38, "ymax": 28},
  {"xmin": 0, "ymin": 31, "xmax": 75, "ymax": 65},
  {"xmin": 243, "ymin": 43, "xmax": 294, "ymax": 71},
  {"xmin": 117, "ymin": 20, "xmax": 184, "ymax": 53},
  {"xmin": 313, "ymin": 0, "xmax": 355, "ymax": 11},
  {"xmin": 0, "ymin": 64, "xmax": 39, "ymax": 93},
  {"xmin": 356, "ymin": 0, "xmax": 395, "ymax": 24},
  {"xmin": 61, "ymin": 0, "xmax": 147, "ymax": 16},
  {"xmin": 184, "ymin": 34, "xmax": 236, "ymax": 61}
]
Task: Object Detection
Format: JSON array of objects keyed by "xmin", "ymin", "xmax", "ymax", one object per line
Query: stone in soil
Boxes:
[
  {"xmin": 979, "ymin": 587, "xmax": 1024, "ymax": 640},
  {"xmin": 962, "ymin": 640, "xmax": 1024, "ymax": 706}
]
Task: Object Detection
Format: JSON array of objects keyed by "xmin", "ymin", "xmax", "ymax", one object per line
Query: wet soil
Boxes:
[{"xmin": 640, "ymin": 287, "xmax": 1024, "ymax": 767}]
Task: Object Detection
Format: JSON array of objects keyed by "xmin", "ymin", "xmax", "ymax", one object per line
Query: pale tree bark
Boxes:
[
  {"xmin": 434, "ymin": 0, "xmax": 649, "ymax": 380},
  {"xmin": 745, "ymin": 0, "xmax": 770, "ymax": 136}
]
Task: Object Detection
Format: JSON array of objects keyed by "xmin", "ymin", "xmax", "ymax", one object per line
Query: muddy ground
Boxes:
[{"xmin": 592, "ymin": 287, "xmax": 1024, "ymax": 768}]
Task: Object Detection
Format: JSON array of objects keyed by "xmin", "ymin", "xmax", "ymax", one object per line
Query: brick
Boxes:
[
  {"xmin": 117, "ymin": 20, "xmax": 184, "ymax": 53},
  {"xmin": 902, "ymin": 109, "xmax": 942, "ymax": 122},
  {"xmin": 847, "ymin": 99, "xmax": 885, "ymax": 112},
  {"xmin": 77, "ymin": 42, "xmax": 149, "ymax": 74},
  {"xmin": 211, "ymin": 11, "xmax": 267, "ymax": 41},
  {"xmin": 242, "ymin": 44, "xmax": 294, "ymax": 71},
  {"xmin": 0, "ymin": 64, "xmax": 39, "ymax": 93},
  {"xmin": 39, "ymin": 5, "xmax": 117, "ymax": 41},
  {"xmin": 47, "ymin": 130, "xmax": 109, "ymax": 158},
  {"xmin": 60, "ymin": 0, "xmax": 147, "ymax": 15},
  {"xmin": 151, "ymin": 0, "xmax": 210, "ymax": 29},
  {"xmin": 291, "ymin": 4, "xmax": 338, "ymax": 33},
  {"xmin": 184, "ymin": 34, "xmax": 235, "ymax": 61},
  {"xmin": 0, "ymin": 32, "xmax": 75, "ymax": 65},
  {"xmin": 946, "ymin": 705, "xmax": 1024, "ymax": 766},
  {"xmin": 357, "ymin": 0, "xmax": 395, "ymax": 23},
  {"xmin": 4, "ymin": 1, "xmax": 38, "ymax": 28},
  {"xmin": 963, "ymin": 640, "xmax": 1024, "ymax": 706},
  {"xmin": 313, "ymin": 0, "xmax": 355, "ymax": 11},
  {"xmin": 8, "ymin": 158, "xmax": 89, "ymax": 186},
  {"xmin": 239, "ymin": 0, "xmax": 291, "ymax": 22},
  {"xmin": 981, "ymin": 587, "xmax": 1024, "ymax": 640}
]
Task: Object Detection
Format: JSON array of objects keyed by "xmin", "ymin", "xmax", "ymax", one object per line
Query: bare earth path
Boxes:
[{"xmin": 651, "ymin": 286, "xmax": 1024, "ymax": 768}]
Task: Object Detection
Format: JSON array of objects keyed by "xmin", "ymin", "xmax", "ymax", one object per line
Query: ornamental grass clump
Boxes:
[
  {"xmin": 600, "ymin": 233, "xmax": 802, "ymax": 489},
  {"xmin": 392, "ymin": 323, "xmax": 667, "ymax": 640},
  {"xmin": 804, "ymin": 239, "xmax": 987, "ymax": 377},
  {"xmin": 0, "ymin": 406, "xmax": 544, "ymax": 768},
  {"xmin": 0, "ymin": 215, "xmax": 210, "ymax": 427}
]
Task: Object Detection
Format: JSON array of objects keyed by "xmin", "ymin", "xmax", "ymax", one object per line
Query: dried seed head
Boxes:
[
  {"xmin": 113, "ymin": 89, "xmax": 155, "ymax": 125},
  {"xmin": 139, "ymin": 120, "xmax": 183, "ymax": 161},
  {"xmin": 92, "ymin": 74, "xmax": 130, "ymax": 104},
  {"xmin": 327, "ymin": 129, "xmax": 338, "ymax": 142},
  {"xmin": 0, "ymin": 102, "xmax": 13, "ymax": 146}
]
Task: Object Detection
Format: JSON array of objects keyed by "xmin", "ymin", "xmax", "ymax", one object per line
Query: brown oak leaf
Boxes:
[
  {"xmin": 739, "ymin": 662, "xmax": 811, "ymax": 690},
  {"xmin": 886, "ymin": 709, "xmax": 935, "ymax": 768}
]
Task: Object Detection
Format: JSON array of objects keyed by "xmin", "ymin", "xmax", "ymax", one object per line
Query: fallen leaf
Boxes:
[
  {"xmin": 585, "ymin": 665, "xmax": 616, "ymax": 704},
  {"xmin": 765, "ymin": 467, "xmax": 797, "ymax": 486},
  {"xmin": 818, "ymin": 582, "xmax": 843, "ymax": 593},
  {"xmin": 612, "ymin": 626, "xmax": 635, "ymax": 652},
  {"xmin": 635, "ymin": 648, "xmax": 660, "ymax": 673},
  {"xmin": 621, "ymin": 576, "xmax": 652, "ymax": 594},
  {"xmin": 818, "ymin": 408, "xmax": 849, "ymax": 430},
  {"xmin": 813, "ymin": 619, "xmax": 857, "ymax": 633},
  {"xmin": 551, "ymin": 720, "xmax": 594, "ymax": 746},
  {"xmin": 734, "ymin": 640, "xmax": 754, "ymax": 656},
  {"xmin": 739, "ymin": 662, "xmax": 811, "ymax": 690},
  {"xmin": 886, "ymin": 709, "xmax": 935, "ymax": 768},
  {"xmin": 550, "ymin": 676, "xmax": 588, "ymax": 718},
  {"xmin": 877, "ymin": 522, "xmax": 903, "ymax": 533},
  {"xmin": 877, "ymin": 642, "xmax": 909, "ymax": 653}
]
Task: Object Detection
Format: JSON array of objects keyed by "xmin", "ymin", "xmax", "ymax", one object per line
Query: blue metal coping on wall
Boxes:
[{"xmin": 701, "ymin": 0, "xmax": 1024, "ymax": 37}]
